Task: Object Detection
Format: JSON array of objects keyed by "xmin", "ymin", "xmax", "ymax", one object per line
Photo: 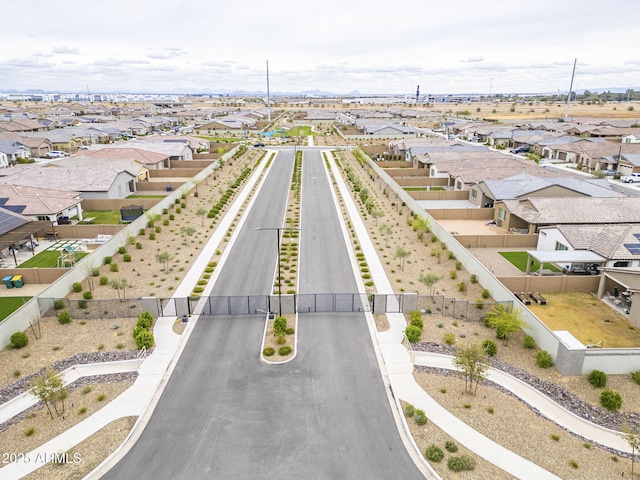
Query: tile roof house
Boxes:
[
  {"xmin": 0, "ymin": 184, "xmax": 83, "ymax": 223},
  {"xmin": 0, "ymin": 141, "xmax": 30, "ymax": 166},
  {"xmin": 0, "ymin": 158, "xmax": 138, "ymax": 199},
  {"xmin": 471, "ymin": 173, "xmax": 623, "ymax": 208},
  {"xmin": 537, "ymin": 224, "xmax": 640, "ymax": 268},
  {"xmin": 0, "ymin": 119, "xmax": 48, "ymax": 133},
  {"xmin": 0, "ymin": 133, "xmax": 53, "ymax": 158},
  {"xmin": 84, "ymin": 147, "xmax": 168, "ymax": 170},
  {"xmin": 494, "ymin": 196, "xmax": 637, "ymax": 233}
]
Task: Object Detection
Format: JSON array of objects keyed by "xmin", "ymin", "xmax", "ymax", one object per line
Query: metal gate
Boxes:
[
  {"xmin": 198, "ymin": 295, "xmax": 270, "ymax": 315},
  {"xmin": 296, "ymin": 293, "xmax": 370, "ymax": 313}
]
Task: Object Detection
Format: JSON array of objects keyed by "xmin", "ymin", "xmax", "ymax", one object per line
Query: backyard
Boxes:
[
  {"xmin": 528, "ymin": 292, "xmax": 640, "ymax": 348},
  {"xmin": 499, "ymin": 251, "xmax": 561, "ymax": 273},
  {"xmin": 0, "ymin": 296, "xmax": 31, "ymax": 321}
]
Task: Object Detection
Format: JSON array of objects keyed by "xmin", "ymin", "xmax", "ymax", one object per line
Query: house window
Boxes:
[
  {"xmin": 37, "ymin": 215, "xmax": 49, "ymax": 221},
  {"xmin": 456, "ymin": 181, "xmax": 462, "ymax": 190},
  {"xmin": 497, "ymin": 208, "xmax": 506, "ymax": 221},
  {"xmin": 470, "ymin": 189, "xmax": 477, "ymax": 199},
  {"xmin": 555, "ymin": 241, "xmax": 568, "ymax": 251}
]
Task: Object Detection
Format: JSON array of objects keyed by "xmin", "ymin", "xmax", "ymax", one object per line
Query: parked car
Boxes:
[
  {"xmin": 56, "ymin": 216, "xmax": 71, "ymax": 225},
  {"xmin": 511, "ymin": 146, "xmax": 529, "ymax": 154},
  {"xmin": 45, "ymin": 150, "xmax": 68, "ymax": 158},
  {"xmin": 621, "ymin": 173, "xmax": 640, "ymax": 183},
  {"xmin": 601, "ymin": 169, "xmax": 616, "ymax": 176},
  {"xmin": 253, "ymin": 142, "xmax": 266, "ymax": 147}
]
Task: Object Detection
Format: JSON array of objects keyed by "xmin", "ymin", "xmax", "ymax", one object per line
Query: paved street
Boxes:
[{"xmin": 102, "ymin": 149, "xmax": 425, "ymax": 479}]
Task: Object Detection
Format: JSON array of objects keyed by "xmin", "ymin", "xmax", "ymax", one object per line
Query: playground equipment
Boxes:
[{"xmin": 57, "ymin": 245, "xmax": 79, "ymax": 268}]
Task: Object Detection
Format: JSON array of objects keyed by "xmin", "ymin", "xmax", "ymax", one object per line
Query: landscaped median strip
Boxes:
[{"xmin": 260, "ymin": 150, "xmax": 301, "ymax": 363}]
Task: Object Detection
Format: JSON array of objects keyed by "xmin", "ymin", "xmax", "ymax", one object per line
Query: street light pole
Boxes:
[{"xmin": 255, "ymin": 226, "xmax": 301, "ymax": 315}]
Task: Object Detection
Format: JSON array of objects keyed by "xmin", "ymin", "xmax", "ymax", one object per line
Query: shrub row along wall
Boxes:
[{"xmin": 0, "ymin": 147, "xmax": 239, "ymax": 348}]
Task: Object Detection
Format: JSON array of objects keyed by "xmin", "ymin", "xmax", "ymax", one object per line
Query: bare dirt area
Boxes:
[
  {"xmin": 0, "ymin": 381, "xmax": 134, "ymax": 479},
  {"xmin": 0, "ymin": 317, "xmax": 137, "ymax": 392},
  {"xmin": 411, "ymin": 372, "xmax": 629, "ymax": 479},
  {"xmin": 21, "ymin": 416, "xmax": 137, "ymax": 480}
]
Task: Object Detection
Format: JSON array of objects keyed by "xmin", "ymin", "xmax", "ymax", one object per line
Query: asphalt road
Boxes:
[{"xmin": 102, "ymin": 149, "xmax": 425, "ymax": 479}]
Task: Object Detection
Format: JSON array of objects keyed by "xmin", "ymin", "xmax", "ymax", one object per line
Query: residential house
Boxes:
[
  {"xmin": 0, "ymin": 158, "xmax": 137, "ymax": 199},
  {"xmin": 493, "ymin": 197, "xmax": 640, "ymax": 233},
  {"xmin": 617, "ymin": 154, "xmax": 640, "ymax": 176},
  {"xmin": 623, "ymin": 134, "xmax": 640, "ymax": 144},
  {"xmin": 0, "ymin": 119, "xmax": 48, "ymax": 133},
  {"xmin": 470, "ymin": 173, "xmax": 623, "ymax": 208},
  {"xmin": 0, "ymin": 141, "xmax": 30, "ymax": 165},
  {"xmin": 84, "ymin": 147, "xmax": 167, "ymax": 171},
  {"xmin": 537, "ymin": 224, "xmax": 640, "ymax": 269},
  {"xmin": 0, "ymin": 184, "xmax": 83, "ymax": 224},
  {"xmin": 362, "ymin": 123, "xmax": 417, "ymax": 136}
]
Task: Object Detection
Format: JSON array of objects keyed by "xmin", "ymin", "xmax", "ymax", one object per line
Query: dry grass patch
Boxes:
[{"xmin": 528, "ymin": 292, "xmax": 640, "ymax": 348}]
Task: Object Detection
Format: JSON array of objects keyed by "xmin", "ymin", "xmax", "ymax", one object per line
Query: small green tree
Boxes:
[
  {"xmin": 412, "ymin": 216, "xmax": 431, "ymax": 241},
  {"xmin": 156, "ymin": 251, "xmax": 173, "ymax": 274},
  {"xmin": 393, "ymin": 245, "xmax": 410, "ymax": 271},
  {"xmin": 621, "ymin": 423, "xmax": 640, "ymax": 478},
  {"xmin": 405, "ymin": 325, "xmax": 422, "ymax": 343},
  {"xmin": 370, "ymin": 207, "xmax": 384, "ymax": 225},
  {"xmin": 482, "ymin": 304, "xmax": 527, "ymax": 345},
  {"xmin": 180, "ymin": 226, "xmax": 196, "ymax": 246},
  {"xmin": 109, "ymin": 278, "xmax": 129, "ymax": 301},
  {"xmin": 452, "ymin": 342, "xmax": 489, "ymax": 394},
  {"xmin": 379, "ymin": 224, "xmax": 393, "ymax": 245},
  {"xmin": 419, "ymin": 273, "xmax": 443, "ymax": 295},
  {"xmin": 30, "ymin": 368, "xmax": 67, "ymax": 419},
  {"xmin": 196, "ymin": 207, "xmax": 208, "ymax": 227}
]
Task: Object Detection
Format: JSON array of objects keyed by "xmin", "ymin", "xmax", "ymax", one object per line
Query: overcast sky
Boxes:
[{"xmin": 2, "ymin": 0, "xmax": 638, "ymax": 95}]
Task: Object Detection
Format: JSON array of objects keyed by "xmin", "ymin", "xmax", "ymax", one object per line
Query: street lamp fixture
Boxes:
[{"xmin": 255, "ymin": 226, "xmax": 301, "ymax": 315}]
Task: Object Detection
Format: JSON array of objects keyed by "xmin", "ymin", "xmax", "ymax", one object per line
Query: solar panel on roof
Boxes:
[
  {"xmin": 624, "ymin": 244, "xmax": 640, "ymax": 255},
  {"xmin": 634, "ymin": 233, "xmax": 640, "ymax": 242},
  {"xmin": 0, "ymin": 209, "xmax": 29, "ymax": 236}
]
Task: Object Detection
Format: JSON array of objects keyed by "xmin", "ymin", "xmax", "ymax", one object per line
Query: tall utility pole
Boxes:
[
  {"xmin": 266, "ymin": 60, "xmax": 271, "ymax": 123},
  {"xmin": 565, "ymin": 58, "xmax": 577, "ymax": 121}
]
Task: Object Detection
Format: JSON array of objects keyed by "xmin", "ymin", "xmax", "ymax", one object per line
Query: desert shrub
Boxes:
[
  {"xmin": 273, "ymin": 316, "xmax": 287, "ymax": 333},
  {"xmin": 481, "ymin": 288, "xmax": 490, "ymax": 299},
  {"xmin": 118, "ymin": 246, "xmax": 126, "ymax": 254},
  {"xmin": 139, "ymin": 228, "xmax": 146, "ymax": 235},
  {"xmin": 134, "ymin": 330, "xmax": 155, "ymax": 349},
  {"xmin": 137, "ymin": 311, "xmax": 153, "ymax": 329},
  {"xmin": 78, "ymin": 299, "xmax": 87, "ymax": 309},
  {"xmin": 149, "ymin": 233, "xmax": 156, "ymax": 240},
  {"xmin": 470, "ymin": 274, "xmax": 478, "ymax": 284},
  {"xmin": 132, "ymin": 325, "xmax": 147, "ymax": 339},
  {"xmin": 82, "ymin": 291, "xmax": 93, "ymax": 300},
  {"xmin": 155, "ymin": 226, "xmax": 161, "ymax": 233},
  {"xmin": 99, "ymin": 276, "xmax": 109, "ymax": 286},
  {"xmin": 278, "ymin": 345, "xmax": 293, "ymax": 356},
  {"xmin": 136, "ymin": 242, "xmax": 143, "ymax": 249},
  {"xmin": 589, "ymin": 370, "xmax": 607, "ymax": 388},
  {"xmin": 285, "ymin": 327, "xmax": 295, "ymax": 335},
  {"xmin": 631, "ymin": 370, "xmax": 640, "ymax": 385},
  {"xmin": 197, "ymin": 280, "xmax": 207, "ymax": 286},
  {"xmin": 54, "ymin": 299, "xmax": 65, "ymax": 310},
  {"xmin": 445, "ymin": 440, "xmax": 458, "ymax": 453},
  {"xmin": 443, "ymin": 332, "xmax": 456, "ymax": 345},
  {"xmin": 275, "ymin": 333, "xmax": 286, "ymax": 345},
  {"xmin": 10, "ymin": 331, "xmax": 28, "ymax": 349},
  {"xmin": 523, "ymin": 335, "xmax": 536, "ymax": 349},
  {"xmin": 109, "ymin": 263, "xmax": 119, "ymax": 272},
  {"xmin": 600, "ymin": 388, "xmax": 623, "ymax": 411},
  {"xmin": 448, "ymin": 455, "xmax": 475, "ymax": 472},
  {"xmin": 457, "ymin": 282, "xmax": 467, "ymax": 293},
  {"xmin": 404, "ymin": 404, "xmax": 415, "ymax": 417},
  {"xmin": 482, "ymin": 339, "xmax": 497, "ymax": 357},
  {"xmin": 414, "ymin": 412, "xmax": 428, "ymax": 425},
  {"xmin": 263, "ymin": 347, "xmax": 275, "ymax": 357},
  {"xmin": 193, "ymin": 287, "xmax": 204, "ymax": 293},
  {"xmin": 104, "ymin": 256, "xmax": 112, "ymax": 264},
  {"xmin": 405, "ymin": 325, "xmax": 422, "ymax": 343},
  {"xmin": 536, "ymin": 350, "xmax": 554, "ymax": 368},
  {"xmin": 123, "ymin": 254, "xmax": 132, "ymax": 262},
  {"xmin": 410, "ymin": 310, "xmax": 422, "ymax": 323},
  {"xmin": 57, "ymin": 311, "xmax": 72, "ymax": 324},
  {"xmin": 450, "ymin": 270, "xmax": 457, "ymax": 279},
  {"xmin": 72, "ymin": 282, "xmax": 82, "ymax": 293},
  {"xmin": 455, "ymin": 261, "xmax": 462, "ymax": 270},
  {"xmin": 425, "ymin": 445, "xmax": 444, "ymax": 462},
  {"xmin": 410, "ymin": 314, "xmax": 424, "ymax": 330},
  {"xmin": 91, "ymin": 268, "xmax": 100, "ymax": 277}
]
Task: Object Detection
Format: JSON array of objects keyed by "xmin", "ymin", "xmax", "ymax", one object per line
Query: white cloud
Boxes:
[{"xmin": 0, "ymin": 0, "xmax": 637, "ymax": 94}]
